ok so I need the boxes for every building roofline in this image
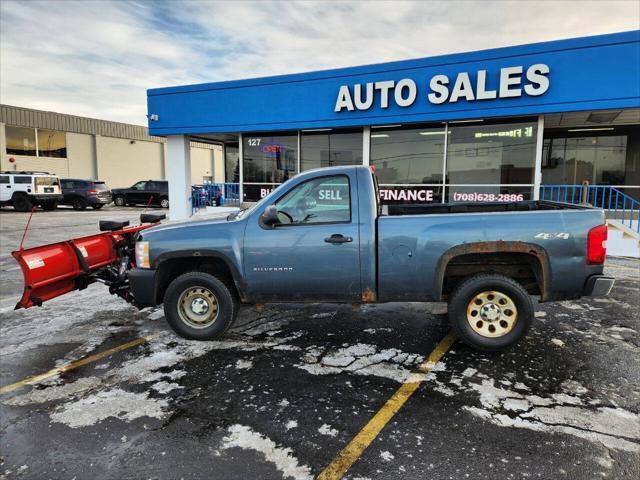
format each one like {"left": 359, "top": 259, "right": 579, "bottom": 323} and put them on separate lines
{"left": 148, "top": 30, "right": 639, "bottom": 97}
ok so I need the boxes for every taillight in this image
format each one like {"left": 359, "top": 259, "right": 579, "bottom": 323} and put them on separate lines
{"left": 587, "top": 224, "right": 607, "bottom": 265}
{"left": 87, "top": 189, "right": 98, "bottom": 194}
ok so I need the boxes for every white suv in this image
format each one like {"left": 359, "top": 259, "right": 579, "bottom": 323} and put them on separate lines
{"left": 0, "top": 171, "right": 63, "bottom": 211}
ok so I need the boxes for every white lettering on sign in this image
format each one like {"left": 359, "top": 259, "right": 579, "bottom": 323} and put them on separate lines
{"left": 260, "top": 188, "right": 273, "bottom": 198}
{"left": 379, "top": 189, "right": 434, "bottom": 202}
{"left": 335, "top": 64, "right": 550, "bottom": 112}
{"left": 318, "top": 190, "right": 343, "bottom": 200}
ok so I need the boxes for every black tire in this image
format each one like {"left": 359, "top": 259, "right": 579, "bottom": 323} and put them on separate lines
{"left": 163, "top": 272, "right": 238, "bottom": 340}
{"left": 41, "top": 200, "right": 58, "bottom": 211}
{"left": 72, "top": 197, "right": 87, "bottom": 211}
{"left": 13, "top": 195, "right": 32, "bottom": 212}
{"left": 448, "top": 274, "right": 533, "bottom": 352}
{"left": 159, "top": 197, "right": 169, "bottom": 209}
{"left": 114, "top": 195, "right": 126, "bottom": 207}
{"left": 91, "top": 204, "right": 104, "bottom": 210}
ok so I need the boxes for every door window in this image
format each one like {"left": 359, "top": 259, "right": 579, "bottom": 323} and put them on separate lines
{"left": 132, "top": 181, "right": 146, "bottom": 190}
{"left": 275, "top": 175, "right": 350, "bottom": 224}
{"left": 0, "top": 175, "right": 9, "bottom": 184}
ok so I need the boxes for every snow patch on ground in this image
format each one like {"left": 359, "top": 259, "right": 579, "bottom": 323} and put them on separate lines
{"left": 235, "top": 359, "right": 254, "bottom": 370}
{"left": 50, "top": 388, "right": 168, "bottom": 428}
{"left": 221, "top": 424, "right": 312, "bottom": 480}
{"left": 294, "top": 343, "right": 424, "bottom": 382}
{"left": 447, "top": 376, "right": 640, "bottom": 452}
{"left": 285, "top": 420, "right": 298, "bottom": 430}
{"left": 318, "top": 424, "right": 338, "bottom": 437}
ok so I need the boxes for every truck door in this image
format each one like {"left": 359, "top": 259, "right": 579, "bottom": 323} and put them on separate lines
{"left": 243, "top": 173, "right": 361, "bottom": 302}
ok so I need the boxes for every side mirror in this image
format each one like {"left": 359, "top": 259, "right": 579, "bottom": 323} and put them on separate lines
{"left": 261, "top": 205, "right": 280, "bottom": 226}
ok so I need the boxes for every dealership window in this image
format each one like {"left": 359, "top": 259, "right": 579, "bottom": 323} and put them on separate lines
{"left": 5, "top": 126, "right": 37, "bottom": 156}
{"left": 37, "top": 129, "right": 67, "bottom": 157}
{"left": 542, "top": 126, "right": 640, "bottom": 201}
{"left": 301, "top": 129, "right": 362, "bottom": 171}
{"left": 446, "top": 119, "right": 537, "bottom": 185}
{"left": 243, "top": 132, "right": 297, "bottom": 183}
{"left": 4, "top": 125, "right": 66, "bottom": 158}
{"left": 371, "top": 124, "right": 445, "bottom": 184}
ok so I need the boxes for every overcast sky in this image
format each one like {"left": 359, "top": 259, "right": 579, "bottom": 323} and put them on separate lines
{"left": 1, "top": 0, "right": 638, "bottom": 125}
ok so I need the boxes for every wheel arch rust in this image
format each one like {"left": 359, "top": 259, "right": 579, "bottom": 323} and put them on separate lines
{"left": 435, "top": 241, "right": 552, "bottom": 301}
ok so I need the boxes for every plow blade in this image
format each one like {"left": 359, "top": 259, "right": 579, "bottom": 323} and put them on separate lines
{"left": 12, "top": 224, "right": 150, "bottom": 309}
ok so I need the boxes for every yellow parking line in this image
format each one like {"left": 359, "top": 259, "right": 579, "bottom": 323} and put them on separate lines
{"left": 0, "top": 333, "right": 159, "bottom": 395}
{"left": 317, "top": 331, "right": 456, "bottom": 480}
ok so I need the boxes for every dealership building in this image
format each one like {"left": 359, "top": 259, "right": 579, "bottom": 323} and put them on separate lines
{"left": 0, "top": 104, "right": 224, "bottom": 190}
{"left": 145, "top": 30, "right": 639, "bottom": 220}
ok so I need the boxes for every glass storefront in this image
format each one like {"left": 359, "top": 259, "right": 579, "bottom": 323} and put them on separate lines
{"left": 369, "top": 118, "right": 538, "bottom": 203}
{"left": 301, "top": 129, "right": 362, "bottom": 171}
{"left": 371, "top": 124, "right": 445, "bottom": 184}
{"left": 228, "top": 113, "right": 638, "bottom": 204}
{"left": 243, "top": 132, "right": 297, "bottom": 183}
{"left": 542, "top": 126, "right": 640, "bottom": 199}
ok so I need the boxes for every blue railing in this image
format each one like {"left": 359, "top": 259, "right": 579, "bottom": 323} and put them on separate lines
{"left": 540, "top": 184, "right": 639, "bottom": 233}
{"left": 191, "top": 183, "right": 240, "bottom": 213}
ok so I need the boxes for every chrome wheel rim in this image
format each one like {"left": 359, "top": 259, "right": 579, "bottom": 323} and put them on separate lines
{"left": 161, "top": 199, "right": 169, "bottom": 208}
{"left": 177, "top": 287, "right": 219, "bottom": 329}
{"left": 466, "top": 290, "right": 517, "bottom": 338}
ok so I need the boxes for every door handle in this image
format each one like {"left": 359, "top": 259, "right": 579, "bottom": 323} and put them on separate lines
{"left": 324, "top": 234, "right": 353, "bottom": 244}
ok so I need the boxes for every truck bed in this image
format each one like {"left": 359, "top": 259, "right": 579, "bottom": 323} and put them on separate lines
{"left": 386, "top": 200, "right": 588, "bottom": 216}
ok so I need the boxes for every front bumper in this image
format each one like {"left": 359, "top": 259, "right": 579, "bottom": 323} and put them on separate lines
{"left": 87, "top": 195, "right": 112, "bottom": 205}
{"left": 584, "top": 275, "right": 615, "bottom": 297}
{"left": 128, "top": 268, "right": 158, "bottom": 307}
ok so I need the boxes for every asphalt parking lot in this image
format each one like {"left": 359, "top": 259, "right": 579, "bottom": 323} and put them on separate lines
{"left": 1, "top": 206, "right": 639, "bottom": 479}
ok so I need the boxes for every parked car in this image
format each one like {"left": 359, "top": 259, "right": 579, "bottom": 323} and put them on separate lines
{"left": 60, "top": 178, "right": 113, "bottom": 210}
{"left": 12, "top": 166, "right": 614, "bottom": 352}
{"left": 0, "top": 171, "right": 62, "bottom": 211}
{"left": 112, "top": 180, "right": 169, "bottom": 208}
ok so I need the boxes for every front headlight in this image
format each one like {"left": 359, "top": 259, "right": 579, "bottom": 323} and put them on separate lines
{"left": 135, "top": 241, "right": 150, "bottom": 268}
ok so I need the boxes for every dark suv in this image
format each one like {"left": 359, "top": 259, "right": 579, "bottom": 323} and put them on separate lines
{"left": 112, "top": 180, "right": 169, "bottom": 208}
{"left": 60, "top": 178, "right": 113, "bottom": 210}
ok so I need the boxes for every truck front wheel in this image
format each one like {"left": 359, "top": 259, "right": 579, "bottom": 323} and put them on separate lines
{"left": 163, "top": 272, "right": 238, "bottom": 340}
{"left": 448, "top": 274, "right": 533, "bottom": 352}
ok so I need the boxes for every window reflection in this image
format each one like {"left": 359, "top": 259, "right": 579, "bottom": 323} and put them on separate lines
{"left": 5, "top": 126, "right": 37, "bottom": 156}
{"left": 37, "top": 129, "right": 67, "bottom": 158}
{"left": 243, "top": 133, "right": 297, "bottom": 183}
{"left": 446, "top": 120, "right": 537, "bottom": 184}
{"left": 301, "top": 130, "right": 362, "bottom": 171}
{"left": 371, "top": 125, "right": 445, "bottom": 184}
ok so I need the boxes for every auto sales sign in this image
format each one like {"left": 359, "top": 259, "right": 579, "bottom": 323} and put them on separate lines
{"left": 334, "top": 64, "right": 550, "bottom": 112}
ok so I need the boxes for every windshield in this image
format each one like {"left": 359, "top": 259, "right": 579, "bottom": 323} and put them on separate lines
{"left": 35, "top": 176, "right": 60, "bottom": 186}
{"left": 233, "top": 181, "right": 292, "bottom": 220}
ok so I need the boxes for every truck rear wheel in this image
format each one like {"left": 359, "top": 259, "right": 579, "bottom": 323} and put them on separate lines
{"left": 448, "top": 274, "right": 533, "bottom": 352}
{"left": 13, "top": 194, "right": 32, "bottom": 212}
{"left": 163, "top": 272, "right": 238, "bottom": 340}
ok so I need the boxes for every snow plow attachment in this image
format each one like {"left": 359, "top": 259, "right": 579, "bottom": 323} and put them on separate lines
{"left": 12, "top": 213, "right": 165, "bottom": 309}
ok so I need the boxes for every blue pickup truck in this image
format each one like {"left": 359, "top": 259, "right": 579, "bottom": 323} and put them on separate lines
{"left": 119, "top": 165, "right": 612, "bottom": 351}
{"left": 12, "top": 165, "right": 614, "bottom": 351}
